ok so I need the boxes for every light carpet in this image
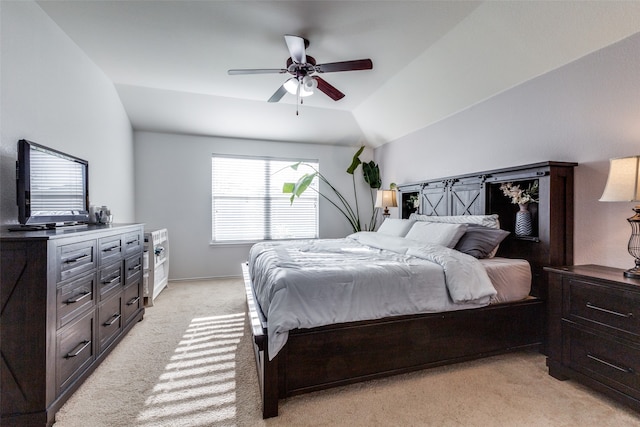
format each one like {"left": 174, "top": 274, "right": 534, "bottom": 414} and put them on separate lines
{"left": 53, "top": 278, "right": 640, "bottom": 427}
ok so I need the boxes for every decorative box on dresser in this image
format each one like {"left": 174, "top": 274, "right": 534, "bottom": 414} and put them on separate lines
{"left": 0, "top": 224, "right": 145, "bottom": 426}
{"left": 545, "top": 264, "right": 640, "bottom": 412}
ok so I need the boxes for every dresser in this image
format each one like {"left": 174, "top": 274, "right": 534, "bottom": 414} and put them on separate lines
{"left": 1, "top": 224, "right": 145, "bottom": 426}
{"left": 546, "top": 264, "right": 640, "bottom": 412}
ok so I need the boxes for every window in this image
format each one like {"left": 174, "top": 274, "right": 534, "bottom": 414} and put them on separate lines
{"left": 211, "top": 155, "right": 319, "bottom": 242}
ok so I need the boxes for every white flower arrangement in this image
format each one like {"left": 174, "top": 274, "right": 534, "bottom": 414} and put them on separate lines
{"left": 500, "top": 181, "right": 539, "bottom": 205}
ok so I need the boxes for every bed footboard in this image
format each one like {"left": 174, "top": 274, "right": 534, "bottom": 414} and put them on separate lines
{"left": 242, "top": 263, "right": 543, "bottom": 419}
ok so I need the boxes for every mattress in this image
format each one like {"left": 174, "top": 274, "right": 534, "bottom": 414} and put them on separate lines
{"left": 249, "top": 232, "right": 532, "bottom": 358}
{"left": 481, "top": 257, "right": 532, "bottom": 304}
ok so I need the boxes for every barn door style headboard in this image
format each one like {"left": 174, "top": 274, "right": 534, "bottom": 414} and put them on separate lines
{"left": 398, "top": 161, "right": 577, "bottom": 297}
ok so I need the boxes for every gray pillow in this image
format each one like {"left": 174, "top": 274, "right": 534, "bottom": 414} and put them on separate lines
{"left": 454, "top": 224, "right": 510, "bottom": 258}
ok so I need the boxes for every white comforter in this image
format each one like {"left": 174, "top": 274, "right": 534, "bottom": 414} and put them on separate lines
{"left": 248, "top": 232, "right": 497, "bottom": 359}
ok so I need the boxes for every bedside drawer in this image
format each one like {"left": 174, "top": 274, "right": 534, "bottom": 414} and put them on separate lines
{"left": 99, "top": 235, "right": 123, "bottom": 266}
{"left": 98, "top": 293, "right": 122, "bottom": 352}
{"left": 565, "top": 278, "right": 639, "bottom": 339}
{"left": 58, "top": 240, "right": 96, "bottom": 282}
{"left": 566, "top": 324, "right": 640, "bottom": 401}
{"left": 99, "top": 262, "right": 123, "bottom": 298}
{"left": 57, "top": 309, "right": 95, "bottom": 393}
{"left": 57, "top": 272, "right": 96, "bottom": 328}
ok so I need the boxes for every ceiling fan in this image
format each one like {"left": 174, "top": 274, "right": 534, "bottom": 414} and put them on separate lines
{"left": 228, "top": 34, "right": 373, "bottom": 105}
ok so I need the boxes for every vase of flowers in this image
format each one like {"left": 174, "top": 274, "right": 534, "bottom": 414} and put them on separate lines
{"left": 500, "top": 181, "right": 539, "bottom": 236}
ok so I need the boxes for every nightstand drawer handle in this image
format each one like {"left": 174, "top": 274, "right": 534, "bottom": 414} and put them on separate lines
{"left": 586, "top": 302, "right": 633, "bottom": 318}
{"left": 587, "top": 354, "right": 634, "bottom": 374}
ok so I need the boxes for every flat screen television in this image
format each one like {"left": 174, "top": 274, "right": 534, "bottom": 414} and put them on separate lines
{"left": 16, "top": 139, "right": 90, "bottom": 226}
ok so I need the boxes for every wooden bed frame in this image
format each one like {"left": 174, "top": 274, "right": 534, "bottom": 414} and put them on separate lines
{"left": 243, "top": 161, "right": 577, "bottom": 418}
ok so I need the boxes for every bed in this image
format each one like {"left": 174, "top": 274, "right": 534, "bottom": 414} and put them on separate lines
{"left": 243, "top": 161, "right": 577, "bottom": 418}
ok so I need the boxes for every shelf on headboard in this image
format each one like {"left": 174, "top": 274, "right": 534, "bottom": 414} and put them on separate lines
{"left": 398, "top": 161, "right": 577, "bottom": 297}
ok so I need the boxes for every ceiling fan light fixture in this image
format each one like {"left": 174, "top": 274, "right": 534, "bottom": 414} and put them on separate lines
{"left": 284, "top": 78, "right": 313, "bottom": 97}
{"left": 302, "top": 76, "right": 318, "bottom": 92}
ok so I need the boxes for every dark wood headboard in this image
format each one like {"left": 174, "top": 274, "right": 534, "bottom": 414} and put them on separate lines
{"left": 397, "top": 161, "right": 578, "bottom": 297}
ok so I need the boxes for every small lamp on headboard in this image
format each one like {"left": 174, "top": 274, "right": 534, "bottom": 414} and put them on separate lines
{"left": 599, "top": 155, "right": 640, "bottom": 279}
{"left": 375, "top": 190, "right": 397, "bottom": 218}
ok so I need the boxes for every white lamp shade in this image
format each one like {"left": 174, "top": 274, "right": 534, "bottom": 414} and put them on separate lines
{"left": 375, "top": 190, "right": 397, "bottom": 208}
{"left": 599, "top": 155, "right": 640, "bottom": 202}
{"left": 283, "top": 78, "right": 314, "bottom": 97}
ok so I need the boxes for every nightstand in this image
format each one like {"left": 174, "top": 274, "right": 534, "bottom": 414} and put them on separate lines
{"left": 545, "top": 264, "right": 640, "bottom": 412}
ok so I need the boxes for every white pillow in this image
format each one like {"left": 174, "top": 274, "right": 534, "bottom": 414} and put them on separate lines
{"left": 409, "top": 213, "right": 500, "bottom": 229}
{"left": 408, "top": 213, "right": 502, "bottom": 257}
{"left": 404, "top": 222, "right": 467, "bottom": 248}
{"left": 377, "top": 218, "right": 416, "bottom": 237}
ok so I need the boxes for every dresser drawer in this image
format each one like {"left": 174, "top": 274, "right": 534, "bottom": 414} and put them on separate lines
{"left": 566, "top": 324, "right": 640, "bottom": 401}
{"left": 123, "top": 277, "right": 142, "bottom": 324}
{"left": 58, "top": 240, "right": 96, "bottom": 282}
{"left": 98, "top": 293, "right": 122, "bottom": 352}
{"left": 99, "top": 235, "right": 123, "bottom": 266}
{"left": 125, "top": 253, "right": 143, "bottom": 283}
{"left": 57, "top": 309, "right": 95, "bottom": 393}
{"left": 57, "top": 272, "right": 96, "bottom": 328}
{"left": 565, "top": 278, "right": 640, "bottom": 338}
{"left": 124, "top": 230, "right": 143, "bottom": 257}
{"left": 99, "top": 262, "right": 123, "bottom": 299}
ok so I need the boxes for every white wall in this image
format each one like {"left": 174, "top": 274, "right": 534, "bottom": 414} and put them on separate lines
{"left": 134, "top": 131, "right": 375, "bottom": 279}
{"left": 0, "top": 1, "right": 134, "bottom": 225}
{"left": 376, "top": 32, "right": 640, "bottom": 271}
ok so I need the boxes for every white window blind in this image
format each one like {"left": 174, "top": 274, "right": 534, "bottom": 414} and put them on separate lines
{"left": 211, "top": 155, "right": 319, "bottom": 242}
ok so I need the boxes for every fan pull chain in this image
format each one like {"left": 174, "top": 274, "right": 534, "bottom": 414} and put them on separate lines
{"left": 296, "top": 81, "right": 300, "bottom": 116}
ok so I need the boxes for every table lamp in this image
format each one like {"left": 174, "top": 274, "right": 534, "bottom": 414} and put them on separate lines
{"left": 599, "top": 155, "right": 640, "bottom": 279}
{"left": 375, "top": 190, "right": 397, "bottom": 217}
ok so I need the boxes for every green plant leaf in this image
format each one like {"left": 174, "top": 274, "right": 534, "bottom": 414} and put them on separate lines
{"left": 346, "top": 146, "right": 364, "bottom": 175}
{"left": 362, "top": 161, "right": 381, "bottom": 189}
{"left": 290, "top": 162, "right": 302, "bottom": 171}
{"left": 294, "top": 173, "right": 317, "bottom": 197}
{"left": 282, "top": 182, "right": 295, "bottom": 193}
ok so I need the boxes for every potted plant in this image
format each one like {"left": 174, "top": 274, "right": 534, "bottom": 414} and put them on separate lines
{"left": 500, "top": 181, "right": 539, "bottom": 236}
{"left": 283, "top": 146, "right": 382, "bottom": 232}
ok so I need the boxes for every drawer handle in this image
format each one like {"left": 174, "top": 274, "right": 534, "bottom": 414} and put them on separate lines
{"left": 126, "top": 239, "right": 139, "bottom": 245}
{"left": 129, "top": 264, "right": 141, "bottom": 272}
{"left": 586, "top": 302, "right": 633, "bottom": 318}
{"left": 127, "top": 296, "right": 140, "bottom": 306}
{"left": 65, "top": 291, "right": 91, "bottom": 304}
{"left": 65, "top": 340, "right": 91, "bottom": 358}
{"left": 104, "top": 313, "right": 121, "bottom": 326}
{"left": 102, "top": 275, "right": 121, "bottom": 285}
{"left": 102, "top": 245, "right": 120, "bottom": 253}
{"left": 587, "top": 354, "right": 634, "bottom": 374}
{"left": 64, "top": 254, "right": 90, "bottom": 264}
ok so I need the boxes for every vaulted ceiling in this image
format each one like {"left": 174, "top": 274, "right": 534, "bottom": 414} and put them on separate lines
{"left": 37, "top": 1, "right": 640, "bottom": 147}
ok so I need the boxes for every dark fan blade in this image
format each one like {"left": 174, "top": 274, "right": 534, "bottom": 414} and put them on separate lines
{"left": 228, "top": 68, "right": 286, "bottom": 75}
{"left": 316, "top": 59, "right": 373, "bottom": 73}
{"left": 315, "top": 77, "right": 345, "bottom": 101}
{"left": 268, "top": 85, "right": 288, "bottom": 103}
{"left": 284, "top": 34, "right": 307, "bottom": 64}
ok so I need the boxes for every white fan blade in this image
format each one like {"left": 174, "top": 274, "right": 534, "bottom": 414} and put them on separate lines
{"left": 284, "top": 34, "right": 306, "bottom": 64}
